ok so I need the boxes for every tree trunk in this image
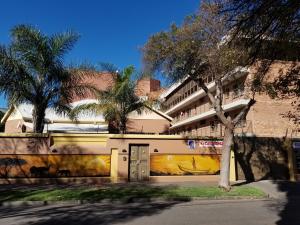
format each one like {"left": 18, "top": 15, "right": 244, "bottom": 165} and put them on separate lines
{"left": 32, "top": 106, "right": 46, "bottom": 133}
{"left": 119, "top": 117, "right": 127, "bottom": 134}
{"left": 219, "top": 125, "right": 234, "bottom": 190}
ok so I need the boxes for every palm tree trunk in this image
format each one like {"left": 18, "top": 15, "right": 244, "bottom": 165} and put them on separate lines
{"left": 120, "top": 119, "right": 127, "bottom": 134}
{"left": 32, "top": 106, "right": 46, "bottom": 133}
{"left": 218, "top": 125, "right": 234, "bottom": 191}
{"left": 119, "top": 114, "right": 128, "bottom": 134}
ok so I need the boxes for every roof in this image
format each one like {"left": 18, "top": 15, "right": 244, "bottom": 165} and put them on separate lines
{"left": 159, "top": 76, "right": 189, "bottom": 100}
{"left": 23, "top": 122, "right": 108, "bottom": 133}
{"left": 1, "top": 99, "right": 172, "bottom": 133}
{"left": 1, "top": 99, "right": 105, "bottom": 124}
{"left": 144, "top": 105, "right": 173, "bottom": 121}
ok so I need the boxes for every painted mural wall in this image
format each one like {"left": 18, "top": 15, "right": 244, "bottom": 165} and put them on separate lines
{"left": 0, "top": 155, "right": 111, "bottom": 178}
{"left": 150, "top": 154, "right": 220, "bottom": 176}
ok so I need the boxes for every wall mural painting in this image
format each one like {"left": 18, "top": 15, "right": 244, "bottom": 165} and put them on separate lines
{"left": 150, "top": 154, "right": 220, "bottom": 176}
{"left": 0, "top": 155, "right": 111, "bottom": 178}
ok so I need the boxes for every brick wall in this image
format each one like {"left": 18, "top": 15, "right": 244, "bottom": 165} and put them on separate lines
{"left": 234, "top": 136, "right": 290, "bottom": 181}
{"left": 71, "top": 72, "right": 115, "bottom": 102}
{"left": 135, "top": 78, "right": 161, "bottom": 97}
{"left": 126, "top": 119, "right": 170, "bottom": 134}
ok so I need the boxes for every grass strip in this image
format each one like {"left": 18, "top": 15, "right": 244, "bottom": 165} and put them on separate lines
{"left": 0, "top": 186, "right": 266, "bottom": 201}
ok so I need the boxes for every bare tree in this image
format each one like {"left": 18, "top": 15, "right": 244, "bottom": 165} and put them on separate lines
{"left": 142, "top": 2, "right": 255, "bottom": 190}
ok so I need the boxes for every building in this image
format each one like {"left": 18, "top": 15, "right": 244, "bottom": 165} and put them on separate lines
{"left": 1, "top": 100, "right": 171, "bottom": 134}
{"left": 160, "top": 61, "right": 299, "bottom": 138}
{"left": 135, "top": 77, "right": 165, "bottom": 101}
{"left": 1, "top": 99, "right": 108, "bottom": 133}
{"left": 1, "top": 73, "right": 171, "bottom": 134}
{"left": 135, "top": 77, "right": 161, "bottom": 97}
{"left": 0, "top": 65, "right": 298, "bottom": 183}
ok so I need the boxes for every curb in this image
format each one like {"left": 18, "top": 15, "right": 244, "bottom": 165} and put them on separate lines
{"left": 0, "top": 196, "right": 270, "bottom": 207}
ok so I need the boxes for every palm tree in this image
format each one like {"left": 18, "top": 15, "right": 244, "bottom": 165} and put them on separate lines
{"left": 0, "top": 25, "right": 91, "bottom": 133}
{"left": 71, "top": 65, "right": 144, "bottom": 134}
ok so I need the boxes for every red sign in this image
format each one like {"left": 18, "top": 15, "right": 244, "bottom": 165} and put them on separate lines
{"left": 199, "top": 140, "right": 223, "bottom": 148}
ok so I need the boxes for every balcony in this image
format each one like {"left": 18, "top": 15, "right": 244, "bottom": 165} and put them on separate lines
{"left": 170, "top": 99, "right": 251, "bottom": 129}
{"left": 163, "top": 66, "right": 249, "bottom": 115}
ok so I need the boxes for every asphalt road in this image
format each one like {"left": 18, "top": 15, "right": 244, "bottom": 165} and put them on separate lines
{"left": 0, "top": 198, "right": 297, "bottom": 225}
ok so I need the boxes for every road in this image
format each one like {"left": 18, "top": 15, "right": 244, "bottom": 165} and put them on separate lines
{"left": 0, "top": 198, "right": 296, "bottom": 225}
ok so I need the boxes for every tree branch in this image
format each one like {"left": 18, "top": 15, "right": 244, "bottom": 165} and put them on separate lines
{"left": 195, "top": 77, "right": 232, "bottom": 128}
{"left": 232, "top": 98, "right": 256, "bottom": 125}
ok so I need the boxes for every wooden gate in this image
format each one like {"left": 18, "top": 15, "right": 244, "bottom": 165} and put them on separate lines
{"left": 129, "top": 145, "right": 149, "bottom": 181}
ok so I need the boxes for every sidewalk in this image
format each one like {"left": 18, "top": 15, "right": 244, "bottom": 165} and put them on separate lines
{"left": 247, "top": 180, "right": 300, "bottom": 199}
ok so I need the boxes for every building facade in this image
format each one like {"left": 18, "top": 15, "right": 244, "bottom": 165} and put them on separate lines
{"left": 160, "top": 61, "right": 299, "bottom": 138}
{"left": 1, "top": 73, "right": 171, "bottom": 134}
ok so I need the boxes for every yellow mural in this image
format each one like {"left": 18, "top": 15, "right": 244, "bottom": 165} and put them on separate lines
{"left": 150, "top": 154, "right": 220, "bottom": 176}
{"left": 0, "top": 155, "right": 110, "bottom": 178}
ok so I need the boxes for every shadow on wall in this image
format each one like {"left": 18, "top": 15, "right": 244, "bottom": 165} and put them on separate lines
{"left": 125, "top": 119, "right": 170, "bottom": 134}
{"left": 49, "top": 145, "right": 111, "bottom": 177}
{"left": 0, "top": 137, "right": 49, "bottom": 183}
{"left": 0, "top": 137, "right": 111, "bottom": 183}
{"left": 233, "top": 135, "right": 290, "bottom": 182}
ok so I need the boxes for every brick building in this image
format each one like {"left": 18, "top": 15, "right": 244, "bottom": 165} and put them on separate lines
{"left": 135, "top": 77, "right": 165, "bottom": 101}
{"left": 160, "top": 61, "right": 299, "bottom": 138}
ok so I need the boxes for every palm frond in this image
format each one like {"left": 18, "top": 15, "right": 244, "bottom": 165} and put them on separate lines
{"left": 49, "top": 31, "right": 80, "bottom": 59}
{"left": 0, "top": 24, "right": 83, "bottom": 132}
{"left": 98, "top": 62, "right": 118, "bottom": 74}
{"left": 69, "top": 103, "right": 105, "bottom": 121}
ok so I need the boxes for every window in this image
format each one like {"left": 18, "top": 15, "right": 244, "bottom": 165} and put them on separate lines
{"left": 187, "top": 108, "right": 191, "bottom": 117}
{"left": 239, "top": 84, "right": 245, "bottom": 95}
{"left": 233, "top": 83, "right": 245, "bottom": 98}
{"left": 191, "top": 86, "right": 197, "bottom": 94}
{"left": 207, "top": 75, "right": 213, "bottom": 83}
{"left": 200, "top": 120, "right": 206, "bottom": 125}
{"left": 233, "top": 84, "right": 239, "bottom": 98}
{"left": 224, "top": 88, "right": 230, "bottom": 98}
{"left": 187, "top": 127, "right": 192, "bottom": 135}
{"left": 210, "top": 121, "right": 218, "bottom": 132}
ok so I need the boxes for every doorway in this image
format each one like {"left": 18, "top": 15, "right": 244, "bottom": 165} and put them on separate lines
{"left": 129, "top": 145, "right": 149, "bottom": 181}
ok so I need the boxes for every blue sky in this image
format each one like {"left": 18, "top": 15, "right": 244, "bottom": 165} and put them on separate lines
{"left": 0, "top": 0, "right": 200, "bottom": 108}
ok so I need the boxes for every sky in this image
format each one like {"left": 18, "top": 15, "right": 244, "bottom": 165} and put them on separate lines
{"left": 0, "top": 0, "right": 200, "bottom": 108}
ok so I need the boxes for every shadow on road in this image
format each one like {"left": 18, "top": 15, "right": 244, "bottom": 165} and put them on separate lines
{"left": 0, "top": 200, "right": 186, "bottom": 225}
{"left": 272, "top": 181, "right": 300, "bottom": 225}
{"left": 0, "top": 183, "right": 191, "bottom": 225}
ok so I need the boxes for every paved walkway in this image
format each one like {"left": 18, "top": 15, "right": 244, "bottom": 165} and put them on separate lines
{"left": 247, "top": 180, "right": 300, "bottom": 199}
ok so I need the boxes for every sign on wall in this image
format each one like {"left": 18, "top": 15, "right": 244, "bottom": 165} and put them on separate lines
{"left": 187, "top": 140, "right": 196, "bottom": 149}
{"left": 293, "top": 142, "right": 300, "bottom": 173}
{"left": 198, "top": 140, "right": 223, "bottom": 148}
{"left": 293, "top": 142, "right": 300, "bottom": 149}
